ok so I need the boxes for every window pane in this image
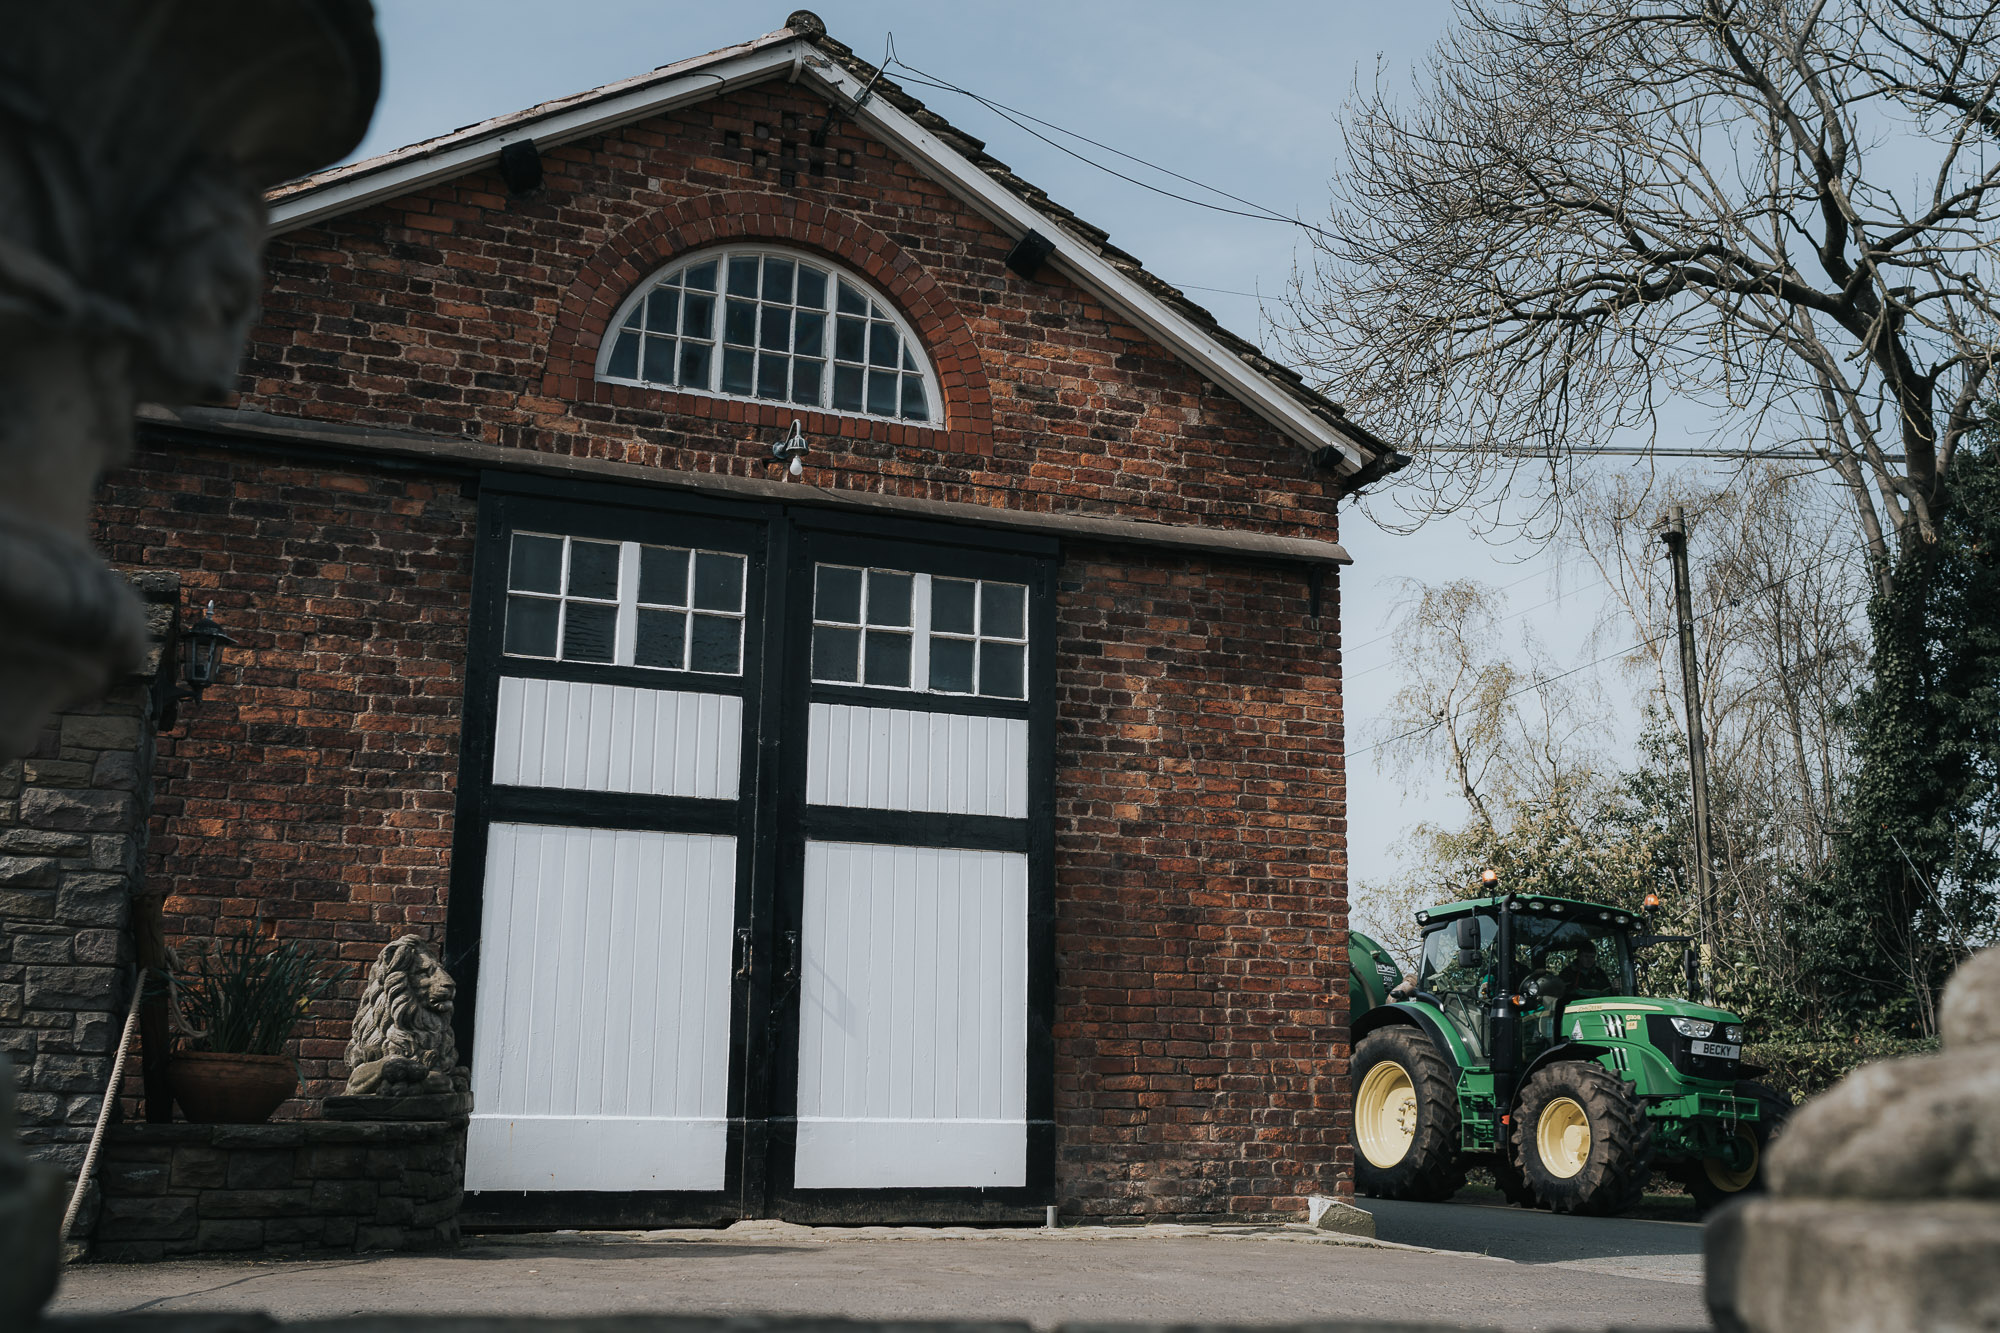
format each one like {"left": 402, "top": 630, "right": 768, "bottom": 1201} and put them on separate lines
{"left": 864, "top": 630, "right": 911, "bottom": 688}
{"left": 566, "top": 540, "right": 620, "bottom": 599}
{"left": 932, "top": 578, "right": 975, "bottom": 634}
{"left": 756, "top": 353, "right": 788, "bottom": 400}
{"left": 797, "top": 266, "right": 827, "bottom": 309}
{"left": 724, "top": 299, "right": 756, "bottom": 346}
{"left": 728, "top": 256, "right": 758, "bottom": 296}
{"left": 622, "top": 304, "right": 644, "bottom": 330}
{"left": 503, "top": 595, "right": 559, "bottom": 657}
{"left": 509, "top": 534, "right": 563, "bottom": 593}
{"left": 721, "top": 347, "right": 754, "bottom": 395}
{"left": 684, "top": 261, "right": 717, "bottom": 291}
{"left": 793, "top": 358, "right": 823, "bottom": 405}
{"left": 605, "top": 330, "right": 639, "bottom": 379}
{"left": 902, "top": 346, "right": 919, "bottom": 371}
{"left": 866, "top": 570, "right": 912, "bottom": 626}
{"left": 834, "top": 315, "right": 865, "bottom": 363}
{"left": 682, "top": 293, "right": 714, "bottom": 337}
{"left": 693, "top": 551, "right": 745, "bottom": 611}
{"left": 812, "top": 624, "right": 860, "bottom": 682}
{"left": 635, "top": 608, "right": 686, "bottom": 669}
{"left": 901, "top": 375, "right": 929, "bottom": 421}
{"left": 642, "top": 334, "right": 676, "bottom": 383}
{"left": 762, "top": 257, "right": 794, "bottom": 302}
{"left": 836, "top": 280, "right": 868, "bottom": 315}
{"left": 981, "top": 582, "right": 1026, "bottom": 638}
{"left": 815, "top": 565, "right": 862, "bottom": 622}
{"left": 929, "top": 637, "right": 974, "bottom": 693}
{"left": 689, "top": 614, "right": 742, "bottom": 674}
{"left": 562, "top": 602, "right": 617, "bottom": 663}
{"left": 679, "top": 341, "right": 711, "bottom": 388}
{"left": 868, "top": 322, "right": 898, "bottom": 367}
{"left": 645, "top": 287, "right": 678, "bottom": 332}
{"left": 866, "top": 369, "right": 897, "bottom": 416}
{"left": 980, "top": 641, "right": 1025, "bottom": 698}
{"left": 759, "top": 305, "right": 791, "bottom": 352}
{"left": 639, "top": 546, "right": 688, "bottom": 605}
{"left": 795, "top": 310, "right": 824, "bottom": 357}
{"left": 832, "top": 363, "right": 864, "bottom": 411}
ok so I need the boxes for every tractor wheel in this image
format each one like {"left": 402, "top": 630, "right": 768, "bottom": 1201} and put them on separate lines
{"left": 1511, "top": 1060, "right": 1654, "bottom": 1216}
{"left": 1352, "top": 1027, "right": 1466, "bottom": 1202}
{"left": 1685, "top": 1080, "right": 1792, "bottom": 1212}
{"left": 1488, "top": 1149, "right": 1540, "bottom": 1209}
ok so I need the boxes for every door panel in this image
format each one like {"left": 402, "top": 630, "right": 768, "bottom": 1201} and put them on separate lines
{"left": 467, "top": 823, "right": 737, "bottom": 1192}
{"left": 492, "top": 677, "right": 744, "bottom": 799}
{"left": 804, "top": 702, "right": 1028, "bottom": 817}
{"left": 794, "top": 840, "right": 1028, "bottom": 1189}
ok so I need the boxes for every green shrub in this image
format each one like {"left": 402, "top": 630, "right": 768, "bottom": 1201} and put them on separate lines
{"left": 175, "top": 925, "right": 348, "bottom": 1056}
{"left": 1744, "top": 1034, "right": 1940, "bottom": 1104}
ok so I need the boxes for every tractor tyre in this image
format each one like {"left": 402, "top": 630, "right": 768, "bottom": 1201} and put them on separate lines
{"left": 1352, "top": 1027, "right": 1466, "bottom": 1202}
{"left": 1511, "top": 1060, "right": 1654, "bottom": 1217}
{"left": 1685, "top": 1079, "right": 1792, "bottom": 1212}
{"left": 1488, "top": 1148, "right": 1540, "bottom": 1209}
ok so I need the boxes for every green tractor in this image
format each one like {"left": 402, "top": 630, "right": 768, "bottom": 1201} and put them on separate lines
{"left": 1346, "top": 877, "right": 1789, "bottom": 1216}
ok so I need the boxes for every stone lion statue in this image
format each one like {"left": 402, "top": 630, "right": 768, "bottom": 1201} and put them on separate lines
{"left": 342, "top": 935, "right": 464, "bottom": 1096}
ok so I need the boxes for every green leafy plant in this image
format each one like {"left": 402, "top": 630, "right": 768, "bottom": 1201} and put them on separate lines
{"left": 175, "top": 925, "right": 348, "bottom": 1056}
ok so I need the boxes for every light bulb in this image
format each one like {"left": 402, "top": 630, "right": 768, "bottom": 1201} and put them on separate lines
{"left": 788, "top": 456, "right": 803, "bottom": 477}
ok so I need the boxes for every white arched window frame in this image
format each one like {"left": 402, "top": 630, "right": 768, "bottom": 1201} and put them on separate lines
{"left": 596, "top": 244, "right": 942, "bottom": 426}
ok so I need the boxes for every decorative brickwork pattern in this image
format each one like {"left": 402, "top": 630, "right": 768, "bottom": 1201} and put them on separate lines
{"left": 238, "top": 81, "right": 1337, "bottom": 539}
{"left": 90, "top": 1118, "right": 464, "bottom": 1260}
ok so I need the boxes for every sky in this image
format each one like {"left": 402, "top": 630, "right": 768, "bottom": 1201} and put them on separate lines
{"left": 346, "top": 0, "right": 1681, "bottom": 909}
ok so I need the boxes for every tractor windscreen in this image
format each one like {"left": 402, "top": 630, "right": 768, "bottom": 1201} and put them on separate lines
{"left": 1509, "top": 914, "right": 1634, "bottom": 999}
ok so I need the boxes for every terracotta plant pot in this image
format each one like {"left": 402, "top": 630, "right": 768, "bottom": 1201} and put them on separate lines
{"left": 167, "top": 1051, "right": 299, "bottom": 1124}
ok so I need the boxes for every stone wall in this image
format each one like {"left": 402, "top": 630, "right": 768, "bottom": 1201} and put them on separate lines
{"left": 0, "top": 572, "right": 177, "bottom": 1194}
{"left": 90, "top": 1118, "right": 465, "bottom": 1261}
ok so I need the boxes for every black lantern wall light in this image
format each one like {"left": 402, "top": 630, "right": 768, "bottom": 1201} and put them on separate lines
{"left": 155, "top": 599, "right": 237, "bottom": 731}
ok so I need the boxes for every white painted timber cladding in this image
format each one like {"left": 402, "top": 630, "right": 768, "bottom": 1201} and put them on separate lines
{"left": 805, "top": 702, "right": 1027, "bottom": 818}
{"left": 794, "top": 840, "right": 1028, "bottom": 1188}
{"left": 466, "top": 823, "right": 736, "bottom": 1192}
{"left": 492, "top": 676, "right": 742, "bottom": 799}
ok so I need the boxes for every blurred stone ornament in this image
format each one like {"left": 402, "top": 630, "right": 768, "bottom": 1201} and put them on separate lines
{"left": 0, "top": 1, "right": 381, "bottom": 759}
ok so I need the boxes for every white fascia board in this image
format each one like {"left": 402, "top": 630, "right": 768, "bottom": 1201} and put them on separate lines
{"left": 796, "top": 59, "right": 1368, "bottom": 473}
{"left": 268, "top": 43, "right": 804, "bottom": 235}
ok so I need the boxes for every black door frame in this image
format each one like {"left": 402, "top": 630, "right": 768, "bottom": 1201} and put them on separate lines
{"left": 448, "top": 474, "right": 1057, "bottom": 1229}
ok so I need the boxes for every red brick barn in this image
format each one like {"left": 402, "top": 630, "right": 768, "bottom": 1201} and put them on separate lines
{"left": 97, "top": 11, "right": 1402, "bottom": 1226}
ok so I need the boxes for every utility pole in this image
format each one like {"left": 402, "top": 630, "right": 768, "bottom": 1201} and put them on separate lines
{"left": 1657, "top": 506, "right": 1716, "bottom": 1004}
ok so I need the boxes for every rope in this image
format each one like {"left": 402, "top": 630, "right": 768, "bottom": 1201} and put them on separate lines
{"left": 59, "top": 980, "right": 144, "bottom": 1247}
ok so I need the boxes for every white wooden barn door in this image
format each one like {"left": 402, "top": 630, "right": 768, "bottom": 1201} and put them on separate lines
{"left": 450, "top": 494, "right": 1053, "bottom": 1224}
{"left": 770, "top": 533, "right": 1052, "bottom": 1215}
{"left": 454, "top": 498, "right": 766, "bottom": 1218}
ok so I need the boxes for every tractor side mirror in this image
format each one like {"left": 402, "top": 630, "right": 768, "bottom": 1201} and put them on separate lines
{"left": 1455, "top": 917, "right": 1481, "bottom": 969}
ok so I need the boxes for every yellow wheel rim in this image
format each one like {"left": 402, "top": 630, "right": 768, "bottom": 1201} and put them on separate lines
{"left": 1537, "top": 1096, "right": 1592, "bottom": 1179}
{"left": 1356, "top": 1060, "right": 1418, "bottom": 1169}
{"left": 1703, "top": 1127, "right": 1760, "bottom": 1193}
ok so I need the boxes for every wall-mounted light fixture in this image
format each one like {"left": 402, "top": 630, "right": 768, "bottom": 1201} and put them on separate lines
{"left": 155, "top": 599, "right": 237, "bottom": 731}
{"left": 770, "top": 419, "right": 808, "bottom": 478}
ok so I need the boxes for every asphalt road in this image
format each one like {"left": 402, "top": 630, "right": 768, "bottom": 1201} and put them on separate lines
{"left": 1360, "top": 1198, "right": 1706, "bottom": 1287}
{"left": 52, "top": 1216, "right": 1709, "bottom": 1333}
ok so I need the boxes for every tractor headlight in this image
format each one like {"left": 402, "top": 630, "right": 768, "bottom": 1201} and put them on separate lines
{"left": 1670, "top": 1017, "right": 1716, "bottom": 1039}
{"left": 1723, "top": 1024, "right": 1743, "bottom": 1043}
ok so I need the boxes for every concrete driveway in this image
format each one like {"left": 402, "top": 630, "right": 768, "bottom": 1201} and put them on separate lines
{"left": 1367, "top": 1199, "right": 1706, "bottom": 1287}
{"left": 51, "top": 1217, "right": 1708, "bottom": 1333}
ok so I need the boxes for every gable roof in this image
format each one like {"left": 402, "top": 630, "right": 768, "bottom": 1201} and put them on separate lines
{"left": 267, "top": 11, "right": 1402, "bottom": 482}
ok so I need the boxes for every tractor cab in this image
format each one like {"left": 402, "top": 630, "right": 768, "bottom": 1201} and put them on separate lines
{"left": 1346, "top": 875, "right": 1791, "bottom": 1217}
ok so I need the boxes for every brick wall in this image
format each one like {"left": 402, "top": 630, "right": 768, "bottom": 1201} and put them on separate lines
{"left": 88, "top": 73, "right": 1354, "bottom": 1218}
{"left": 92, "top": 453, "right": 476, "bottom": 1101}
{"left": 0, "top": 573, "right": 175, "bottom": 1194}
{"left": 1054, "top": 550, "right": 1348, "bottom": 1219}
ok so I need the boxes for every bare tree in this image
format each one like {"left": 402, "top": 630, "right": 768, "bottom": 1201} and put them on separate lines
{"left": 1288, "top": 0, "right": 2000, "bottom": 593}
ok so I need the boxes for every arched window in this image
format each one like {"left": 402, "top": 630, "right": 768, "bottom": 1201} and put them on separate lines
{"left": 598, "top": 245, "right": 939, "bottom": 424}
